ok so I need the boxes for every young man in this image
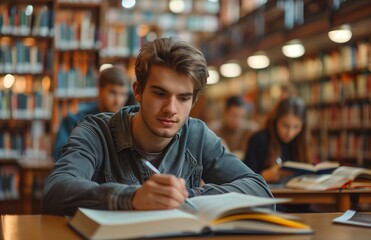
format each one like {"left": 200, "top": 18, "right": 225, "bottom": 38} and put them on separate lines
{"left": 210, "top": 96, "right": 259, "bottom": 159}
{"left": 42, "top": 38, "right": 273, "bottom": 216}
{"left": 52, "top": 66, "right": 131, "bottom": 160}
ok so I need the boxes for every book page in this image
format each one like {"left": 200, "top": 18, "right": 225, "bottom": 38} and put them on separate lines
{"left": 70, "top": 208, "right": 204, "bottom": 240}
{"left": 332, "top": 166, "right": 371, "bottom": 180}
{"left": 187, "top": 192, "right": 286, "bottom": 224}
{"left": 77, "top": 208, "right": 197, "bottom": 225}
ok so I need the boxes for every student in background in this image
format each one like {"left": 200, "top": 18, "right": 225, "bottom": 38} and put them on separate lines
{"left": 42, "top": 38, "right": 273, "bottom": 216}
{"left": 210, "top": 95, "right": 258, "bottom": 159}
{"left": 243, "top": 96, "right": 312, "bottom": 183}
{"left": 52, "top": 66, "right": 132, "bottom": 161}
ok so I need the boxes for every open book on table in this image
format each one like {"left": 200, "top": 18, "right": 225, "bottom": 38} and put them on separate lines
{"left": 286, "top": 166, "right": 371, "bottom": 190}
{"left": 333, "top": 210, "right": 371, "bottom": 228}
{"left": 280, "top": 161, "right": 339, "bottom": 174}
{"left": 68, "top": 192, "right": 313, "bottom": 240}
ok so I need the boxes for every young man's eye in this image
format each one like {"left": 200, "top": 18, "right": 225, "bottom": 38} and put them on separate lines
{"left": 153, "top": 91, "right": 165, "bottom": 96}
{"left": 179, "top": 96, "right": 191, "bottom": 102}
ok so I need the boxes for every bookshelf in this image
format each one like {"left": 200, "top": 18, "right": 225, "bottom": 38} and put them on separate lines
{"left": 290, "top": 41, "right": 371, "bottom": 166}
{"left": 201, "top": 0, "right": 371, "bottom": 167}
{"left": 51, "top": 0, "right": 101, "bottom": 136}
{"left": 0, "top": 0, "right": 54, "bottom": 213}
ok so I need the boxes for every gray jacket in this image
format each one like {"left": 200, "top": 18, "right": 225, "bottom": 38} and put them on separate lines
{"left": 42, "top": 106, "right": 273, "bottom": 215}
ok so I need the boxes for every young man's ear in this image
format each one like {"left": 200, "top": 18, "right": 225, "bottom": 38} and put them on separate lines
{"left": 132, "top": 81, "right": 142, "bottom": 102}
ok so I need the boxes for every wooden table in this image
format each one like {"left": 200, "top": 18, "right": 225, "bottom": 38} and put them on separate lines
{"left": 1, "top": 213, "right": 370, "bottom": 240}
{"left": 272, "top": 188, "right": 371, "bottom": 211}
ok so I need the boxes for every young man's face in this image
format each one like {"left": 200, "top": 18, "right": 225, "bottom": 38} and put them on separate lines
{"left": 134, "top": 65, "right": 194, "bottom": 139}
{"left": 223, "top": 105, "right": 246, "bottom": 131}
{"left": 98, "top": 83, "right": 129, "bottom": 112}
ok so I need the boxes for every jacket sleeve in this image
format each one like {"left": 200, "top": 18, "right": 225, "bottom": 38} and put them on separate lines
{"left": 188, "top": 128, "right": 274, "bottom": 203}
{"left": 42, "top": 121, "right": 139, "bottom": 216}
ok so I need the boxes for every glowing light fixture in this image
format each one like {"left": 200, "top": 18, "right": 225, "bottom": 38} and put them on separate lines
{"left": 25, "top": 5, "right": 33, "bottom": 16}
{"left": 207, "top": 67, "right": 220, "bottom": 84}
{"left": 282, "top": 40, "right": 305, "bottom": 58}
{"left": 247, "top": 52, "right": 270, "bottom": 69}
{"left": 3, "top": 74, "right": 15, "bottom": 89}
{"left": 121, "top": 0, "right": 136, "bottom": 9}
{"left": 220, "top": 61, "right": 241, "bottom": 78}
{"left": 328, "top": 24, "right": 352, "bottom": 43}
{"left": 99, "top": 63, "right": 113, "bottom": 72}
{"left": 169, "top": 0, "right": 185, "bottom": 14}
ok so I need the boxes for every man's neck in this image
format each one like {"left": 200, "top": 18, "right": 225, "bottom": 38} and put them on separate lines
{"left": 131, "top": 114, "right": 172, "bottom": 153}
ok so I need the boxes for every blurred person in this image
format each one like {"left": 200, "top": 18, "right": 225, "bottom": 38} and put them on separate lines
{"left": 243, "top": 96, "right": 312, "bottom": 183}
{"left": 53, "top": 66, "right": 131, "bottom": 161}
{"left": 211, "top": 95, "right": 258, "bottom": 159}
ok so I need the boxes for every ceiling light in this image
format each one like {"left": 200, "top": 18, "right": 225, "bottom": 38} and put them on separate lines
{"left": 247, "top": 52, "right": 270, "bottom": 69}
{"left": 207, "top": 67, "right": 219, "bottom": 84}
{"left": 282, "top": 40, "right": 305, "bottom": 58}
{"left": 169, "top": 0, "right": 185, "bottom": 14}
{"left": 328, "top": 24, "right": 352, "bottom": 43}
{"left": 121, "top": 0, "right": 136, "bottom": 9}
{"left": 219, "top": 61, "right": 241, "bottom": 78}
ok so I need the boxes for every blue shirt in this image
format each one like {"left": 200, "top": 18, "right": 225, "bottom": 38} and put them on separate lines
{"left": 52, "top": 102, "right": 99, "bottom": 161}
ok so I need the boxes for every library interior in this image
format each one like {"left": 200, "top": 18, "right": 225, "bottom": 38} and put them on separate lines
{"left": 0, "top": 0, "right": 371, "bottom": 239}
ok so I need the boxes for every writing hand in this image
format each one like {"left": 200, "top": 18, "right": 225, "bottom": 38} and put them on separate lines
{"left": 132, "top": 174, "right": 189, "bottom": 210}
{"left": 261, "top": 164, "right": 281, "bottom": 183}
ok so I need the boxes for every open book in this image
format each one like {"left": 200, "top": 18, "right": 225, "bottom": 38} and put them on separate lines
{"left": 286, "top": 166, "right": 371, "bottom": 190}
{"left": 281, "top": 161, "right": 339, "bottom": 174}
{"left": 333, "top": 210, "right": 371, "bottom": 228}
{"left": 68, "top": 192, "right": 312, "bottom": 240}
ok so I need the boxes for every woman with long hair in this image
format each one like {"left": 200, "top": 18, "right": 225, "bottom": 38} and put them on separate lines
{"left": 243, "top": 96, "right": 312, "bottom": 183}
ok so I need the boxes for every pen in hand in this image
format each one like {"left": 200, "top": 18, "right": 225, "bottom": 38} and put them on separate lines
{"left": 143, "top": 160, "right": 198, "bottom": 211}
{"left": 276, "top": 157, "right": 282, "bottom": 166}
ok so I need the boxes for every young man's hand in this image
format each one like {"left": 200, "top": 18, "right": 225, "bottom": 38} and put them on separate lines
{"left": 131, "top": 174, "right": 188, "bottom": 210}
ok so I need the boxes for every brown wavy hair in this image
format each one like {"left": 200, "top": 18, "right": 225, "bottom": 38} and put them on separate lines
{"left": 134, "top": 38, "right": 209, "bottom": 103}
{"left": 265, "top": 96, "right": 312, "bottom": 167}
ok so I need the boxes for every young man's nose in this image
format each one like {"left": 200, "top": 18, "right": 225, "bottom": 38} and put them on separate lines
{"left": 163, "top": 97, "right": 177, "bottom": 114}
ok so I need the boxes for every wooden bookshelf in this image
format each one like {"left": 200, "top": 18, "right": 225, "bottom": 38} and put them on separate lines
{"left": 201, "top": 0, "right": 371, "bottom": 167}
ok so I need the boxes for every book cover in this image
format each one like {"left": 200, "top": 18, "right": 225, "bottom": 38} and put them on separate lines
{"left": 280, "top": 161, "right": 339, "bottom": 175}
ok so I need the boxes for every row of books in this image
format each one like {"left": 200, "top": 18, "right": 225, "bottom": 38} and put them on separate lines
{"left": 54, "top": 10, "right": 100, "bottom": 50}
{"left": 0, "top": 90, "right": 53, "bottom": 120}
{"left": 0, "top": 165, "right": 19, "bottom": 201}
{"left": 100, "top": 25, "right": 152, "bottom": 58}
{"left": 0, "top": 5, "right": 53, "bottom": 37}
{"left": 289, "top": 41, "right": 370, "bottom": 82}
{"left": 296, "top": 72, "right": 371, "bottom": 104}
{"left": 0, "top": 122, "right": 50, "bottom": 160}
{"left": 0, "top": 40, "right": 52, "bottom": 74}
{"left": 56, "top": 64, "right": 97, "bottom": 98}
{"left": 308, "top": 103, "right": 371, "bottom": 130}
{"left": 58, "top": 0, "right": 101, "bottom": 3}
{"left": 106, "top": 0, "right": 218, "bottom": 15}
{"left": 106, "top": 8, "right": 219, "bottom": 32}
{"left": 313, "top": 132, "right": 371, "bottom": 166}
